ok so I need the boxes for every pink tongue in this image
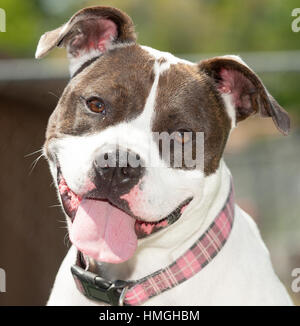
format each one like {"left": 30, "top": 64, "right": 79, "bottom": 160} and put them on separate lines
{"left": 70, "top": 199, "right": 138, "bottom": 264}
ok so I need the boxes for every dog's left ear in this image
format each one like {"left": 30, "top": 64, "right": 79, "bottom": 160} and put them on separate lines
{"left": 199, "top": 56, "right": 290, "bottom": 135}
{"left": 35, "top": 6, "right": 136, "bottom": 75}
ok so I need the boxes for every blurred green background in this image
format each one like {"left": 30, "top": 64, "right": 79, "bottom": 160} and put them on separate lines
{"left": 1, "top": 0, "right": 300, "bottom": 118}
{"left": 1, "top": 0, "right": 300, "bottom": 54}
{"left": 0, "top": 0, "right": 299, "bottom": 305}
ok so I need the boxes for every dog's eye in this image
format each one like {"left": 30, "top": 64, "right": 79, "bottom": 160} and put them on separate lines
{"left": 174, "top": 129, "right": 192, "bottom": 144}
{"left": 86, "top": 97, "right": 106, "bottom": 114}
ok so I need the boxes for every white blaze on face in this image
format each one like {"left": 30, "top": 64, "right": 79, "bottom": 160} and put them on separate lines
{"left": 119, "top": 47, "right": 204, "bottom": 221}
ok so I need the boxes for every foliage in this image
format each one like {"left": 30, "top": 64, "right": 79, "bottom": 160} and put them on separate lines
{"left": 0, "top": 0, "right": 299, "bottom": 116}
{"left": 1, "top": 0, "right": 300, "bottom": 56}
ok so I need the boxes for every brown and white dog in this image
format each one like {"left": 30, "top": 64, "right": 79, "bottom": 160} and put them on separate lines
{"left": 36, "top": 6, "right": 293, "bottom": 305}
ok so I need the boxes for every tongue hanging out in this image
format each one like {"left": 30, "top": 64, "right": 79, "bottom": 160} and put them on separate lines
{"left": 69, "top": 199, "right": 138, "bottom": 264}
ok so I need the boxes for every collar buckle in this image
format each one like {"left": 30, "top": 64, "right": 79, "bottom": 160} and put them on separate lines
{"left": 71, "top": 264, "right": 130, "bottom": 306}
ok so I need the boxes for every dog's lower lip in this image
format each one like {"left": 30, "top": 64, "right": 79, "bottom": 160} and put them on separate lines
{"left": 133, "top": 196, "right": 193, "bottom": 238}
{"left": 135, "top": 197, "right": 192, "bottom": 225}
{"left": 57, "top": 169, "right": 193, "bottom": 235}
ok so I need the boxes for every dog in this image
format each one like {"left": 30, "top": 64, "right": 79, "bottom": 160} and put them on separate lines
{"left": 36, "top": 6, "right": 293, "bottom": 306}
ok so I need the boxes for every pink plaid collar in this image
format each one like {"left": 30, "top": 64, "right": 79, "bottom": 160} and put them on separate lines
{"left": 72, "top": 181, "right": 234, "bottom": 306}
{"left": 123, "top": 182, "right": 235, "bottom": 305}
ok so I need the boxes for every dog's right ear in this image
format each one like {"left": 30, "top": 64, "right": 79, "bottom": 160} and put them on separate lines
{"left": 35, "top": 6, "right": 136, "bottom": 75}
{"left": 199, "top": 55, "right": 290, "bottom": 135}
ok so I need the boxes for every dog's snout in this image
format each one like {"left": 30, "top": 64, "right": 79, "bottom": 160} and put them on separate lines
{"left": 93, "top": 149, "right": 144, "bottom": 196}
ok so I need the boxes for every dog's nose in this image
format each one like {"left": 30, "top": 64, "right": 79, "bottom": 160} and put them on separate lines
{"left": 93, "top": 149, "right": 144, "bottom": 195}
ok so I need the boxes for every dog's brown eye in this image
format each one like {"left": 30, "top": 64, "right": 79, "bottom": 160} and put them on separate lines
{"left": 174, "top": 129, "right": 191, "bottom": 144}
{"left": 86, "top": 97, "right": 106, "bottom": 114}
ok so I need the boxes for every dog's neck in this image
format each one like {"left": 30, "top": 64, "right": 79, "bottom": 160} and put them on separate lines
{"left": 98, "top": 159, "right": 233, "bottom": 281}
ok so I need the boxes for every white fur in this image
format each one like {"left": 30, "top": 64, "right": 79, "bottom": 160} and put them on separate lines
{"left": 35, "top": 33, "right": 48, "bottom": 59}
{"left": 45, "top": 48, "right": 292, "bottom": 306}
{"left": 141, "top": 45, "right": 193, "bottom": 68}
{"left": 68, "top": 49, "right": 101, "bottom": 76}
{"left": 222, "top": 93, "right": 236, "bottom": 129}
{"left": 47, "top": 161, "right": 293, "bottom": 305}
{"left": 35, "top": 23, "right": 68, "bottom": 59}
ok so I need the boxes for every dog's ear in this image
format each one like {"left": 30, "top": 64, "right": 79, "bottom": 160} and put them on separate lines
{"left": 35, "top": 6, "right": 136, "bottom": 75}
{"left": 199, "top": 56, "right": 290, "bottom": 135}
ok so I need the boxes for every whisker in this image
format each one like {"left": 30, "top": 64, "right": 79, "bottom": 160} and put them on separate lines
{"left": 48, "top": 91, "right": 60, "bottom": 99}
{"left": 24, "top": 148, "right": 43, "bottom": 158}
{"left": 28, "top": 153, "right": 44, "bottom": 175}
{"left": 49, "top": 204, "right": 61, "bottom": 208}
{"left": 64, "top": 232, "right": 71, "bottom": 246}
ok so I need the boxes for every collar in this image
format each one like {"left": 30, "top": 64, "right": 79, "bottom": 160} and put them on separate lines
{"left": 71, "top": 180, "right": 235, "bottom": 306}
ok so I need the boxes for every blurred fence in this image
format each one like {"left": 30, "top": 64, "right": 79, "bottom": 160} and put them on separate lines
{"left": 1, "top": 50, "right": 300, "bottom": 82}
{"left": 182, "top": 50, "right": 300, "bottom": 72}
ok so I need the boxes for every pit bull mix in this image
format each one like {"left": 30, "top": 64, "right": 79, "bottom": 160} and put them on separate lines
{"left": 36, "top": 6, "right": 293, "bottom": 305}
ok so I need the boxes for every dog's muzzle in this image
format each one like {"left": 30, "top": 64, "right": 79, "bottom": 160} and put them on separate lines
{"left": 57, "top": 148, "right": 192, "bottom": 264}
{"left": 91, "top": 148, "right": 145, "bottom": 200}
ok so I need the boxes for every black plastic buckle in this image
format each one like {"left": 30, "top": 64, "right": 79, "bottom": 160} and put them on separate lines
{"left": 71, "top": 264, "right": 130, "bottom": 306}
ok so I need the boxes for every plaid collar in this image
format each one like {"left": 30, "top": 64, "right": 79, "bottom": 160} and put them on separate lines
{"left": 71, "top": 181, "right": 235, "bottom": 306}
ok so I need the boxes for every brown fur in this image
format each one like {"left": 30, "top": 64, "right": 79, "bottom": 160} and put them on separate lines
{"left": 45, "top": 45, "right": 155, "bottom": 157}
{"left": 153, "top": 63, "right": 231, "bottom": 175}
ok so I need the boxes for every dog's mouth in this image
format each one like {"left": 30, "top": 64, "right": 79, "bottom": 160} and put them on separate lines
{"left": 57, "top": 170, "right": 192, "bottom": 264}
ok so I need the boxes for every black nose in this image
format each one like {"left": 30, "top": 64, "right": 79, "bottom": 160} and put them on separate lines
{"left": 93, "top": 149, "right": 144, "bottom": 196}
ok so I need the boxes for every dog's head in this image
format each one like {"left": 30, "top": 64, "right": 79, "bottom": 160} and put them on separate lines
{"left": 36, "top": 6, "right": 290, "bottom": 264}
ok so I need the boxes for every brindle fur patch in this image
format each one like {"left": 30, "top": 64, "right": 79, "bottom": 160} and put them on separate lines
{"left": 152, "top": 63, "right": 231, "bottom": 175}
{"left": 45, "top": 44, "right": 155, "bottom": 153}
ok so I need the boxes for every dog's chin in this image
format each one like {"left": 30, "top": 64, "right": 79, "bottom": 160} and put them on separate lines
{"left": 57, "top": 170, "right": 192, "bottom": 264}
